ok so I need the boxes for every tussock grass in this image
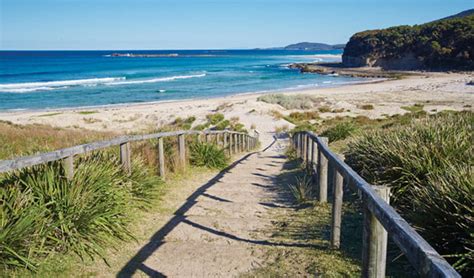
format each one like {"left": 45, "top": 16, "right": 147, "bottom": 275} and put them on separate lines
{"left": 0, "top": 152, "right": 162, "bottom": 272}
{"left": 189, "top": 142, "right": 228, "bottom": 169}
{"left": 320, "top": 122, "right": 358, "bottom": 143}
{"left": 257, "top": 94, "right": 322, "bottom": 110}
{"left": 345, "top": 111, "right": 473, "bottom": 275}
{"left": 288, "top": 175, "right": 314, "bottom": 204}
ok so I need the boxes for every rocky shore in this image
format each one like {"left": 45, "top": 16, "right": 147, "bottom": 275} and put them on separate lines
{"left": 289, "top": 62, "right": 417, "bottom": 79}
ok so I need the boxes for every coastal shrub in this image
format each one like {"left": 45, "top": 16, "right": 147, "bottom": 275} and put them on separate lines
{"left": 189, "top": 142, "right": 228, "bottom": 169}
{"left": 0, "top": 152, "right": 162, "bottom": 271}
{"left": 344, "top": 111, "right": 473, "bottom": 274}
{"left": 285, "top": 145, "right": 297, "bottom": 161}
{"left": 320, "top": 122, "right": 357, "bottom": 142}
{"left": 318, "top": 106, "right": 332, "bottom": 113}
{"left": 288, "top": 175, "right": 313, "bottom": 204}
{"left": 358, "top": 104, "right": 374, "bottom": 110}
{"left": 215, "top": 119, "right": 230, "bottom": 130}
{"left": 206, "top": 113, "right": 225, "bottom": 125}
{"left": 285, "top": 111, "right": 320, "bottom": 124}
{"left": 257, "top": 94, "right": 322, "bottom": 110}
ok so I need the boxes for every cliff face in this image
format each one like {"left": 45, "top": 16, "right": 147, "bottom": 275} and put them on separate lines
{"left": 342, "top": 11, "right": 474, "bottom": 70}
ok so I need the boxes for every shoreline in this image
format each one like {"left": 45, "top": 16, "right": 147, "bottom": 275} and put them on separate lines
{"left": 0, "top": 77, "right": 384, "bottom": 113}
{"left": 0, "top": 71, "right": 472, "bottom": 140}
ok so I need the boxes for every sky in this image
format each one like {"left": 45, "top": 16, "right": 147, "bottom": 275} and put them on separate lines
{"left": 1, "top": 0, "right": 472, "bottom": 50}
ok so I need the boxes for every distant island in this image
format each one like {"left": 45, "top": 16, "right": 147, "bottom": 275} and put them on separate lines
{"left": 258, "top": 42, "right": 345, "bottom": 51}
{"left": 342, "top": 9, "right": 474, "bottom": 70}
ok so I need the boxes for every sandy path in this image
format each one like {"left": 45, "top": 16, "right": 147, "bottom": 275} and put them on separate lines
{"left": 115, "top": 135, "right": 291, "bottom": 277}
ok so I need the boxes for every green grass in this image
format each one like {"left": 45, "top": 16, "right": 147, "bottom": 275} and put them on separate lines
{"left": 320, "top": 121, "right": 358, "bottom": 143}
{"left": 344, "top": 111, "right": 473, "bottom": 275}
{"left": 257, "top": 94, "right": 322, "bottom": 110}
{"left": 0, "top": 152, "right": 162, "bottom": 273}
{"left": 189, "top": 142, "right": 228, "bottom": 169}
{"left": 77, "top": 111, "right": 98, "bottom": 115}
{"left": 37, "top": 112, "right": 62, "bottom": 117}
{"left": 401, "top": 103, "right": 424, "bottom": 113}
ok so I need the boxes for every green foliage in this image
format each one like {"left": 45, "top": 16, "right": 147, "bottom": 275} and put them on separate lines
{"left": 257, "top": 94, "right": 322, "bottom": 110}
{"left": 285, "top": 146, "right": 297, "bottom": 161}
{"left": 344, "top": 111, "right": 473, "bottom": 274}
{"left": 344, "top": 14, "right": 474, "bottom": 69}
{"left": 215, "top": 119, "right": 230, "bottom": 130}
{"left": 284, "top": 111, "right": 320, "bottom": 124}
{"left": 320, "top": 122, "right": 357, "bottom": 142}
{"left": 0, "top": 152, "right": 162, "bottom": 271}
{"left": 206, "top": 113, "right": 225, "bottom": 125}
{"left": 189, "top": 142, "right": 228, "bottom": 169}
{"left": 288, "top": 175, "right": 313, "bottom": 204}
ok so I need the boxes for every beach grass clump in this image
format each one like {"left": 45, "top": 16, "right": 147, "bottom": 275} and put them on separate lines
{"left": 206, "top": 113, "right": 225, "bottom": 125}
{"left": 288, "top": 175, "right": 313, "bottom": 204}
{"left": 285, "top": 111, "right": 320, "bottom": 124}
{"left": 358, "top": 104, "right": 374, "bottom": 110}
{"left": 401, "top": 103, "right": 424, "bottom": 113}
{"left": 257, "top": 94, "right": 322, "bottom": 110}
{"left": 344, "top": 111, "right": 473, "bottom": 274}
{"left": 0, "top": 152, "right": 162, "bottom": 271}
{"left": 189, "top": 142, "right": 228, "bottom": 169}
{"left": 320, "top": 122, "right": 358, "bottom": 142}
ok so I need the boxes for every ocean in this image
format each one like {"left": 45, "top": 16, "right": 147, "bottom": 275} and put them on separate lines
{"left": 0, "top": 50, "right": 360, "bottom": 111}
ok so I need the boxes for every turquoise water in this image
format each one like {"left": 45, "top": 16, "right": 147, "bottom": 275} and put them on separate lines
{"left": 0, "top": 50, "right": 358, "bottom": 110}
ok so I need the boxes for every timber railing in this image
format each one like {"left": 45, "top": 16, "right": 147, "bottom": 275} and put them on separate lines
{"left": 291, "top": 131, "right": 460, "bottom": 278}
{"left": 0, "top": 130, "right": 258, "bottom": 180}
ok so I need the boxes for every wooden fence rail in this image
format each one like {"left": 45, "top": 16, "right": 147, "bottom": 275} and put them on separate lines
{"left": 0, "top": 130, "right": 259, "bottom": 179}
{"left": 291, "top": 131, "right": 460, "bottom": 278}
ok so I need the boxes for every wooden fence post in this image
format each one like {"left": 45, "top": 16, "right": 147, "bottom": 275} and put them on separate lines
{"left": 158, "top": 137, "right": 165, "bottom": 179}
{"left": 318, "top": 137, "right": 329, "bottom": 203}
{"left": 229, "top": 132, "right": 233, "bottom": 155}
{"left": 223, "top": 132, "right": 227, "bottom": 150}
{"left": 305, "top": 135, "right": 311, "bottom": 168}
{"left": 120, "top": 142, "right": 131, "bottom": 175}
{"left": 178, "top": 134, "right": 186, "bottom": 169}
{"left": 63, "top": 155, "right": 74, "bottom": 180}
{"left": 362, "top": 186, "right": 390, "bottom": 278}
{"left": 331, "top": 167, "right": 344, "bottom": 249}
{"left": 234, "top": 134, "right": 238, "bottom": 154}
{"left": 296, "top": 133, "right": 300, "bottom": 157}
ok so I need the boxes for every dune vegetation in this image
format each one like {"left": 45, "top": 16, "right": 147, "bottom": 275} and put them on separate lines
{"left": 0, "top": 116, "right": 251, "bottom": 274}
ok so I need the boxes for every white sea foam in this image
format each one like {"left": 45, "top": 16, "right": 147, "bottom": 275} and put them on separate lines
{"left": 107, "top": 73, "right": 206, "bottom": 86}
{"left": 0, "top": 77, "right": 125, "bottom": 93}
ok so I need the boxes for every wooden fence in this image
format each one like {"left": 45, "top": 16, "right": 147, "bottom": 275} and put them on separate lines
{"left": 0, "top": 130, "right": 258, "bottom": 180}
{"left": 291, "top": 131, "right": 460, "bottom": 278}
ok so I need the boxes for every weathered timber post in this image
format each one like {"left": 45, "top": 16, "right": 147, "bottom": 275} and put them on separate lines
{"left": 120, "top": 142, "right": 131, "bottom": 175}
{"left": 312, "top": 139, "right": 318, "bottom": 169}
{"left": 234, "top": 134, "right": 238, "bottom": 154}
{"left": 216, "top": 133, "right": 221, "bottom": 146}
{"left": 302, "top": 134, "right": 307, "bottom": 161}
{"left": 205, "top": 133, "right": 210, "bottom": 143}
{"left": 295, "top": 133, "right": 300, "bottom": 158}
{"left": 63, "top": 155, "right": 74, "bottom": 180}
{"left": 223, "top": 132, "right": 228, "bottom": 150}
{"left": 241, "top": 134, "right": 245, "bottom": 152}
{"left": 229, "top": 132, "right": 233, "bottom": 155}
{"left": 331, "top": 167, "right": 344, "bottom": 248}
{"left": 247, "top": 135, "right": 250, "bottom": 151}
{"left": 178, "top": 134, "right": 186, "bottom": 169}
{"left": 362, "top": 186, "right": 390, "bottom": 278}
{"left": 318, "top": 137, "right": 329, "bottom": 203}
{"left": 158, "top": 137, "right": 165, "bottom": 179}
{"left": 305, "top": 134, "right": 311, "bottom": 168}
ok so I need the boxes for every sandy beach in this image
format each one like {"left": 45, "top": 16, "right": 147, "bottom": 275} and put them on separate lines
{"left": 1, "top": 71, "right": 472, "bottom": 142}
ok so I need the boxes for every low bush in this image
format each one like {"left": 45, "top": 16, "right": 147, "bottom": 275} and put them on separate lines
{"left": 189, "top": 142, "right": 228, "bottom": 169}
{"left": 320, "top": 122, "right": 357, "bottom": 142}
{"left": 288, "top": 175, "right": 313, "bottom": 204}
{"left": 206, "top": 113, "right": 225, "bottom": 125}
{"left": 0, "top": 152, "right": 162, "bottom": 271}
{"left": 344, "top": 111, "right": 473, "bottom": 274}
{"left": 257, "top": 94, "right": 322, "bottom": 110}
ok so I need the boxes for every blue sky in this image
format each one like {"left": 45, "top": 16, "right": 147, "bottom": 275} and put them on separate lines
{"left": 1, "top": 0, "right": 472, "bottom": 50}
